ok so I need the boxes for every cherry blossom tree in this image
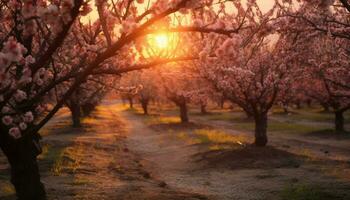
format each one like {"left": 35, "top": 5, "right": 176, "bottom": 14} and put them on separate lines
{"left": 1, "top": 0, "right": 248, "bottom": 197}
{"left": 201, "top": 35, "right": 296, "bottom": 146}
{"left": 301, "top": 36, "right": 350, "bottom": 132}
{"left": 278, "top": 0, "right": 350, "bottom": 132}
{"left": 157, "top": 65, "right": 192, "bottom": 123}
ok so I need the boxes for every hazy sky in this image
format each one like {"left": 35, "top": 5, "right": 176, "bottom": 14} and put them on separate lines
{"left": 82, "top": 0, "right": 276, "bottom": 23}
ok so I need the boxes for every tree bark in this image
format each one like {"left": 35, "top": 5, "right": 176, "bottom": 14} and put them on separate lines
{"left": 179, "top": 102, "right": 189, "bottom": 123}
{"left": 141, "top": 99, "right": 149, "bottom": 115}
{"left": 321, "top": 103, "right": 329, "bottom": 112}
{"left": 128, "top": 97, "right": 133, "bottom": 108}
{"left": 81, "top": 103, "right": 96, "bottom": 116}
{"left": 282, "top": 103, "right": 289, "bottom": 114}
{"left": 200, "top": 104, "right": 207, "bottom": 114}
{"left": 254, "top": 113, "right": 268, "bottom": 146}
{"left": 70, "top": 104, "right": 81, "bottom": 128}
{"left": 306, "top": 99, "right": 312, "bottom": 108}
{"left": 335, "top": 110, "right": 345, "bottom": 132}
{"left": 219, "top": 98, "right": 225, "bottom": 109}
{"left": 0, "top": 133, "right": 46, "bottom": 200}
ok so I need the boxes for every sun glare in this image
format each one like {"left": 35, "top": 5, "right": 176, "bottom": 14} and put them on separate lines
{"left": 155, "top": 34, "right": 169, "bottom": 49}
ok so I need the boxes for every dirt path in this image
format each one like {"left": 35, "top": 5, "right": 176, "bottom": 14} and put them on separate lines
{"left": 1, "top": 102, "right": 350, "bottom": 200}
{"left": 0, "top": 104, "right": 209, "bottom": 200}
{"left": 120, "top": 109, "right": 350, "bottom": 200}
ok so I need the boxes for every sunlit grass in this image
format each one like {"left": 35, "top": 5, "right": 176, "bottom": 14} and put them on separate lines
{"left": 145, "top": 116, "right": 181, "bottom": 125}
{"left": 176, "top": 132, "right": 201, "bottom": 144}
{"left": 71, "top": 178, "right": 90, "bottom": 186}
{"left": 63, "top": 144, "right": 83, "bottom": 174}
{"left": 0, "top": 183, "right": 15, "bottom": 196}
{"left": 194, "top": 129, "right": 246, "bottom": 145}
{"left": 51, "top": 150, "right": 65, "bottom": 176}
{"left": 46, "top": 144, "right": 83, "bottom": 176}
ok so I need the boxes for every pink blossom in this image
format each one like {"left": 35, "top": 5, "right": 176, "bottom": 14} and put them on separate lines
{"left": 14, "top": 90, "right": 27, "bottom": 102}
{"left": 19, "top": 122, "right": 27, "bottom": 131}
{"left": 9, "top": 127, "right": 21, "bottom": 139}
{"left": 2, "top": 116, "right": 13, "bottom": 126}
{"left": 24, "top": 112, "right": 34, "bottom": 123}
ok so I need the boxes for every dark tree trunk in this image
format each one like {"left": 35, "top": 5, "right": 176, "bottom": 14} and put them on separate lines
{"left": 306, "top": 99, "right": 312, "bottom": 108}
{"left": 200, "top": 104, "right": 207, "bottom": 114}
{"left": 335, "top": 111, "right": 345, "bottom": 132}
{"left": 70, "top": 104, "right": 81, "bottom": 128}
{"left": 0, "top": 133, "right": 46, "bottom": 200}
{"left": 179, "top": 102, "right": 189, "bottom": 123}
{"left": 128, "top": 97, "right": 133, "bottom": 108}
{"left": 81, "top": 103, "right": 96, "bottom": 116}
{"left": 321, "top": 103, "right": 329, "bottom": 112}
{"left": 283, "top": 103, "right": 289, "bottom": 114}
{"left": 295, "top": 101, "right": 301, "bottom": 109}
{"left": 141, "top": 99, "right": 149, "bottom": 115}
{"left": 219, "top": 98, "right": 225, "bottom": 109}
{"left": 254, "top": 113, "right": 268, "bottom": 146}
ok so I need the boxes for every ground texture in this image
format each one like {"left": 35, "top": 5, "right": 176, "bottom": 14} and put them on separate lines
{"left": 1, "top": 102, "right": 350, "bottom": 200}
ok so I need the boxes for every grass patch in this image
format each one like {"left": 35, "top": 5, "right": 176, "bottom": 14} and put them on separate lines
{"left": 202, "top": 112, "right": 250, "bottom": 122}
{"left": 0, "top": 183, "right": 15, "bottom": 196}
{"left": 37, "top": 144, "right": 66, "bottom": 175}
{"left": 145, "top": 116, "right": 181, "bottom": 125}
{"left": 280, "top": 184, "right": 346, "bottom": 200}
{"left": 194, "top": 129, "right": 246, "bottom": 145}
{"left": 71, "top": 178, "right": 90, "bottom": 186}
{"left": 232, "top": 120, "right": 326, "bottom": 134}
{"left": 0, "top": 174, "right": 9, "bottom": 180}
{"left": 37, "top": 143, "right": 83, "bottom": 176}
{"left": 274, "top": 108, "right": 350, "bottom": 123}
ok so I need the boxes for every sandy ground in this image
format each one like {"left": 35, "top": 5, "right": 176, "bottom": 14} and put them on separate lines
{"left": 1, "top": 102, "right": 350, "bottom": 200}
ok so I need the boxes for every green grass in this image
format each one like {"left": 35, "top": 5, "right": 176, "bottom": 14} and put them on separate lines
{"left": 175, "top": 129, "right": 247, "bottom": 150}
{"left": 200, "top": 112, "right": 249, "bottom": 122}
{"left": 194, "top": 129, "right": 246, "bottom": 145}
{"left": 273, "top": 108, "right": 350, "bottom": 123}
{"left": 232, "top": 120, "right": 325, "bottom": 134}
{"left": 280, "top": 184, "right": 347, "bottom": 200}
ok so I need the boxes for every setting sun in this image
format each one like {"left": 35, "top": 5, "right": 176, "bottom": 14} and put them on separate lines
{"left": 154, "top": 34, "right": 169, "bottom": 49}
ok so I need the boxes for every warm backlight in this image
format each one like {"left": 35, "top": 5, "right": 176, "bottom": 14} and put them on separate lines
{"left": 154, "top": 34, "right": 169, "bottom": 49}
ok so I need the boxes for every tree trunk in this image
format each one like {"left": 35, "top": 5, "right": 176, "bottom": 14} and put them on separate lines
{"left": 295, "top": 101, "right": 301, "bottom": 109}
{"left": 219, "top": 98, "right": 225, "bottom": 109}
{"left": 128, "top": 97, "right": 133, "bottom": 108}
{"left": 179, "top": 102, "right": 189, "bottom": 123}
{"left": 306, "top": 99, "right": 312, "bottom": 108}
{"left": 254, "top": 113, "right": 268, "bottom": 146}
{"left": 0, "top": 133, "right": 46, "bottom": 200}
{"left": 81, "top": 103, "right": 95, "bottom": 116}
{"left": 335, "top": 111, "right": 345, "bottom": 132}
{"left": 70, "top": 104, "right": 81, "bottom": 128}
{"left": 283, "top": 103, "right": 289, "bottom": 114}
{"left": 141, "top": 99, "right": 149, "bottom": 115}
{"left": 200, "top": 104, "right": 207, "bottom": 114}
{"left": 321, "top": 103, "right": 329, "bottom": 112}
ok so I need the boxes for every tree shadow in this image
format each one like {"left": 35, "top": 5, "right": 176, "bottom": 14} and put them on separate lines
{"left": 193, "top": 145, "right": 303, "bottom": 170}
{"left": 149, "top": 122, "right": 211, "bottom": 132}
{"left": 303, "top": 129, "right": 350, "bottom": 140}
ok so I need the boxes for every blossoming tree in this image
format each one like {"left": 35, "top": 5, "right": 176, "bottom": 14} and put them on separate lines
{"left": 0, "top": 0, "right": 249, "bottom": 198}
